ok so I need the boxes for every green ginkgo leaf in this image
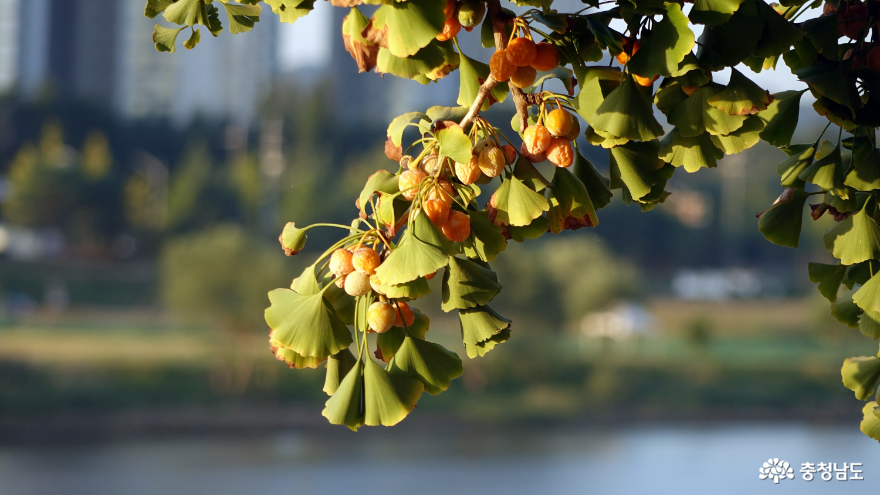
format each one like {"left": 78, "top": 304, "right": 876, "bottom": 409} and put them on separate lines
{"left": 371, "top": 0, "right": 446, "bottom": 58}
{"left": 358, "top": 170, "right": 398, "bottom": 214}
{"left": 164, "top": 0, "right": 206, "bottom": 26}
{"left": 844, "top": 137, "right": 880, "bottom": 192}
{"left": 709, "top": 116, "right": 764, "bottom": 154}
{"left": 513, "top": 156, "right": 551, "bottom": 193}
{"left": 324, "top": 348, "right": 358, "bottom": 396}
{"left": 860, "top": 401, "right": 880, "bottom": 442}
{"left": 801, "top": 13, "right": 839, "bottom": 61}
{"left": 659, "top": 129, "right": 723, "bottom": 172}
{"left": 462, "top": 210, "right": 507, "bottom": 262}
{"left": 757, "top": 188, "right": 810, "bottom": 248}
{"left": 627, "top": 3, "right": 695, "bottom": 79}
{"left": 841, "top": 354, "right": 880, "bottom": 400}
{"left": 853, "top": 273, "right": 880, "bottom": 314}
{"left": 364, "top": 356, "right": 424, "bottom": 426}
{"left": 797, "top": 62, "right": 862, "bottom": 112}
{"left": 707, "top": 68, "right": 772, "bottom": 116}
{"left": 390, "top": 335, "right": 464, "bottom": 395}
{"left": 585, "top": 126, "right": 630, "bottom": 148}
{"left": 264, "top": 0, "right": 315, "bottom": 24}
{"left": 279, "top": 221, "right": 307, "bottom": 256}
{"left": 459, "top": 304, "right": 512, "bottom": 358}
{"left": 609, "top": 140, "right": 666, "bottom": 200}
{"left": 845, "top": 260, "right": 880, "bottom": 288}
{"left": 492, "top": 177, "right": 550, "bottom": 227}
{"left": 323, "top": 279, "right": 355, "bottom": 325}
{"left": 413, "top": 208, "right": 456, "bottom": 255}
{"left": 654, "top": 80, "right": 688, "bottom": 116}
{"left": 371, "top": 276, "right": 431, "bottom": 301}
{"left": 689, "top": 0, "right": 745, "bottom": 25}
{"left": 436, "top": 121, "right": 473, "bottom": 164}
{"left": 183, "top": 28, "right": 201, "bottom": 49}
{"left": 861, "top": 312, "right": 880, "bottom": 340}
{"left": 668, "top": 84, "right": 747, "bottom": 137}
{"left": 573, "top": 147, "right": 613, "bottom": 210}
{"left": 507, "top": 215, "right": 550, "bottom": 242}
{"left": 269, "top": 333, "right": 325, "bottom": 369}
{"left": 752, "top": 0, "right": 805, "bottom": 58}
{"left": 441, "top": 256, "right": 502, "bottom": 311}
{"left": 376, "top": 40, "right": 459, "bottom": 84}
{"left": 695, "top": 10, "right": 765, "bottom": 69}
{"left": 322, "top": 360, "right": 365, "bottom": 431}
{"left": 374, "top": 230, "right": 449, "bottom": 285}
{"left": 153, "top": 25, "right": 185, "bottom": 53}
{"left": 265, "top": 287, "right": 354, "bottom": 359}
{"left": 591, "top": 76, "right": 664, "bottom": 142}
{"left": 222, "top": 2, "right": 261, "bottom": 34}
{"left": 824, "top": 205, "right": 880, "bottom": 265}
{"left": 146, "top": 0, "right": 174, "bottom": 18}
{"left": 799, "top": 140, "right": 844, "bottom": 191}
{"left": 776, "top": 144, "right": 815, "bottom": 188}
{"left": 572, "top": 66, "right": 623, "bottom": 123}
{"left": 457, "top": 53, "right": 509, "bottom": 111}
{"left": 808, "top": 262, "right": 846, "bottom": 303}
{"left": 547, "top": 166, "right": 599, "bottom": 233}
{"left": 832, "top": 290, "right": 863, "bottom": 328}
{"left": 387, "top": 112, "right": 429, "bottom": 148}
{"left": 377, "top": 307, "right": 431, "bottom": 362}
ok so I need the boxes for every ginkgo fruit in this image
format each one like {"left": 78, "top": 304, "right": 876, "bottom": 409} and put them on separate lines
{"left": 490, "top": 49, "right": 517, "bottom": 82}
{"left": 444, "top": 0, "right": 457, "bottom": 19}
{"left": 510, "top": 65, "right": 537, "bottom": 89}
{"left": 352, "top": 247, "right": 381, "bottom": 275}
{"left": 506, "top": 37, "right": 537, "bottom": 66}
{"left": 423, "top": 199, "right": 451, "bottom": 227}
{"left": 421, "top": 154, "right": 442, "bottom": 175}
{"left": 545, "top": 108, "right": 573, "bottom": 137}
{"left": 436, "top": 17, "right": 461, "bottom": 41}
{"left": 392, "top": 301, "right": 416, "bottom": 327}
{"left": 344, "top": 271, "right": 372, "bottom": 297}
{"left": 457, "top": 0, "right": 485, "bottom": 30}
{"left": 530, "top": 42, "right": 559, "bottom": 71}
{"left": 523, "top": 124, "right": 552, "bottom": 154}
{"left": 545, "top": 138, "right": 574, "bottom": 168}
{"left": 329, "top": 248, "right": 354, "bottom": 276}
{"left": 426, "top": 179, "right": 456, "bottom": 206}
{"left": 399, "top": 169, "right": 426, "bottom": 201}
{"left": 520, "top": 142, "right": 546, "bottom": 163}
{"left": 455, "top": 155, "right": 482, "bottom": 185}
{"left": 634, "top": 73, "right": 658, "bottom": 87}
{"left": 367, "top": 301, "right": 397, "bottom": 334}
{"left": 479, "top": 146, "right": 506, "bottom": 177}
{"left": 615, "top": 38, "right": 640, "bottom": 65}
{"left": 442, "top": 211, "right": 471, "bottom": 242}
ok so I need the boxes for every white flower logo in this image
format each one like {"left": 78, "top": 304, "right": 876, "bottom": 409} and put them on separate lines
{"left": 759, "top": 458, "right": 795, "bottom": 484}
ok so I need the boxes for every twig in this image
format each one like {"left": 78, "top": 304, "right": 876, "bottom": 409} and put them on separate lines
{"left": 460, "top": 75, "right": 499, "bottom": 130}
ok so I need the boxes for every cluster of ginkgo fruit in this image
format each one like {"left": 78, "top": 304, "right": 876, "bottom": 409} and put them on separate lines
{"left": 489, "top": 23, "right": 561, "bottom": 89}
{"left": 436, "top": 0, "right": 486, "bottom": 41}
{"left": 521, "top": 104, "right": 578, "bottom": 167}
{"left": 328, "top": 242, "right": 420, "bottom": 335}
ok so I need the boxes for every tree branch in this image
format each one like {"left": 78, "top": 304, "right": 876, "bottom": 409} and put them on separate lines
{"left": 458, "top": 0, "right": 530, "bottom": 132}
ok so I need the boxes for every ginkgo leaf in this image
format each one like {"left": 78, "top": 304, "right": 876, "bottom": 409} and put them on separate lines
{"left": 824, "top": 206, "right": 880, "bottom": 265}
{"left": 374, "top": 230, "right": 449, "bottom": 285}
{"left": 221, "top": 2, "right": 261, "bottom": 34}
{"left": 279, "top": 222, "right": 307, "bottom": 256}
{"left": 363, "top": 356, "right": 424, "bottom": 426}
{"left": 153, "top": 25, "right": 185, "bottom": 53}
{"left": 164, "top": 0, "right": 207, "bottom": 26}
{"left": 413, "top": 209, "right": 456, "bottom": 255}
{"left": 799, "top": 140, "right": 844, "bottom": 191}
{"left": 573, "top": 147, "right": 613, "bottom": 210}
{"left": 507, "top": 215, "right": 550, "bottom": 242}
{"left": 322, "top": 360, "right": 365, "bottom": 430}
{"left": 654, "top": 80, "right": 688, "bottom": 115}
{"left": 808, "top": 262, "right": 846, "bottom": 303}
{"left": 183, "top": 28, "right": 201, "bottom": 49}
{"left": 591, "top": 76, "right": 664, "bottom": 142}
{"left": 861, "top": 312, "right": 880, "bottom": 340}
{"left": 436, "top": 122, "right": 473, "bottom": 164}
{"left": 853, "top": 273, "right": 880, "bottom": 314}
{"left": 269, "top": 332, "right": 324, "bottom": 369}
{"left": 797, "top": 62, "right": 862, "bottom": 112}
{"left": 609, "top": 140, "right": 666, "bottom": 200}
{"left": 547, "top": 166, "right": 599, "bottom": 233}
{"left": 776, "top": 144, "right": 814, "bottom": 188}
{"left": 695, "top": 10, "right": 765, "bottom": 69}
{"left": 707, "top": 68, "right": 772, "bottom": 116}
{"left": 459, "top": 305, "right": 512, "bottom": 359}
{"left": 659, "top": 129, "right": 723, "bottom": 172}
{"left": 265, "top": 0, "right": 315, "bottom": 24}
{"left": 709, "top": 116, "right": 764, "bottom": 154}
{"left": 441, "top": 256, "right": 502, "bottom": 311}
{"left": 146, "top": 0, "right": 174, "bottom": 18}
{"left": 343, "top": 7, "right": 380, "bottom": 73}
{"left": 371, "top": 0, "right": 446, "bottom": 58}
{"left": 377, "top": 307, "right": 431, "bottom": 361}
{"left": 752, "top": 0, "right": 804, "bottom": 58}
{"left": 756, "top": 90, "right": 804, "bottom": 146}
{"left": 357, "top": 170, "right": 398, "bottom": 214}
{"left": 371, "top": 276, "right": 432, "bottom": 301}
{"left": 689, "top": 0, "right": 745, "bottom": 25}
{"left": 265, "top": 288, "right": 354, "bottom": 359}
{"left": 390, "top": 335, "right": 464, "bottom": 395}
{"left": 527, "top": 67, "right": 576, "bottom": 95}
{"left": 841, "top": 355, "right": 880, "bottom": 400}
{"left": 491, "top": 176, "right": 550, "bottom": 227}
{"left": 627, "top": 3, "right": 695, "bottom": 79}
{"left": 585, "top": 126, "right": 630, "bottom": 148}
{"left": 324, "top": 348, "right": 358, "bottom": 395}
{"left": 513, "top": 156, "right": 551, "bottom": 193}
{"left": 860, "top": 402, "right": 880, "bottom": 442}
{"left": 458, "top": 53, "right": 509, "bottom": 110}
{"left": 757, "top": 188, "right": 810, "bottom": 248}
{"left": 572, "top": 65, "right": 623, "bottom": 123}
{"left": 668, "top": 84, "right": 747, "bottom": 137}
{"left": 832, "top": 291, "right": 863, "bottom": 328}
{"left": 461, "top": 210, "right": 507, "bottom": 262}
{"left": 376, "top": 40, "right": 459, "bottom": 84}
{"left": 845, "top": 137, "right": 880, "bottom": 192}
